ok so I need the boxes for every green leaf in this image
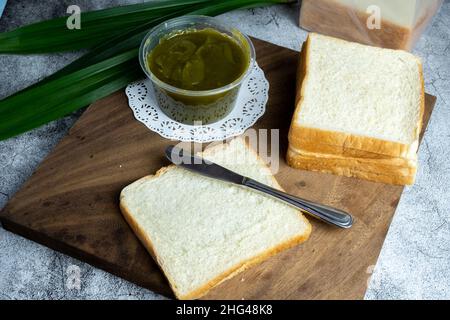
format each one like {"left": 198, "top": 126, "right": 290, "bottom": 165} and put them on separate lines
{"left": 0, "top": 70, "right": 142, "bottom": 140}
{"left": 0, "top": 0, "right": 211, "bottom": 53}
{"left": 0, "top": 50, "right": 142, "bottom": 139}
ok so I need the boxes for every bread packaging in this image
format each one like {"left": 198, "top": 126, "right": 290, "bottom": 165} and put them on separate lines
{"left": 299, "top": 0, "right": 443, "bottom": 50}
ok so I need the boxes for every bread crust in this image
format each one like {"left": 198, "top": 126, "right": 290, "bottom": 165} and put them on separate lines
{"left": 120, "top": 138, "right": 312, "bottom": 299}
{"left": 289, "top": 125, "right": 420, "bottom": 160}
{"left": 288, "top": 33, "right": 425, "bottom": 161}
{"left": 290, "top": 139, "right": 416, "bottom": 161}
{"left": 287, "top": 148, "right": 416, "bottom": 178}
{"left": 289, "top": 146, "right": 417, "bottom": 168}
{"left": 286, "top": 149, "right": 415, "bottom": 185}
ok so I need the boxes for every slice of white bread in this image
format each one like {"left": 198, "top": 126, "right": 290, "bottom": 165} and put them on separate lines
{"left": 120, "top": 138, "right": 311, "bottom": 299}
{"left": 289, "top": 146, "right": 417, "bottom": 168}
{"left": 288, "top": 33, "right": 425, "bottom": 160}
{"left": 287, "top": 148, "right": 416, "bottom": 185}
{"left": 290, "top": 135, "right": 418, "bottom": 161}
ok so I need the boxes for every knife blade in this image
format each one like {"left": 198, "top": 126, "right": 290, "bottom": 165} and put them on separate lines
{"left": 165, "top": 145, "right": 245, "bottom": 185}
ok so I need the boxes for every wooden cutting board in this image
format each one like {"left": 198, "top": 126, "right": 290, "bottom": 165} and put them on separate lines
{"left": 0, "top": 38, "right": 435, "bottom": 300}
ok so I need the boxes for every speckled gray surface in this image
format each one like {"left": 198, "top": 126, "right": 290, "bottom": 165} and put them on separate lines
{"left": 0, "top": 0, "right": 449, "bottom": 300}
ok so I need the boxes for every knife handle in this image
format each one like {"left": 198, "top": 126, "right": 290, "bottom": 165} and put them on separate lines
{"left": 243, "top": 178, "right": 353, "bottom": 229}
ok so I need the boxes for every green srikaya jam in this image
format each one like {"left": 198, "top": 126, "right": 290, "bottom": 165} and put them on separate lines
{"left": 147, "top": 28, "right": 249, "bottom": 91}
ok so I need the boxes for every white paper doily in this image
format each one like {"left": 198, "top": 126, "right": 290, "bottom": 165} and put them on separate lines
{"left": 125, "top": 63, "right": 269, "bottom": 142}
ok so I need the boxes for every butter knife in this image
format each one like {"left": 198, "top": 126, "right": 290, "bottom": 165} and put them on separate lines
{"left": 165, "top": 145, "right": 353, "bottom": 229}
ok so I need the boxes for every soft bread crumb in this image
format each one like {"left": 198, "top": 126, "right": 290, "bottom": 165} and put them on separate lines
{"left": 296, "top": 33, "right": 422, "bottom": 145}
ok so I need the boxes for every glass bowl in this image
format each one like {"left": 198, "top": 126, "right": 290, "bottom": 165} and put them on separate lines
{"left": 139, "top": 15, "right": 256, "bottom": 125}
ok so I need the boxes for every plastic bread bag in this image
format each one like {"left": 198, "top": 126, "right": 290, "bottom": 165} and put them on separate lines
{"left": 299, "top": 0, "right": 444, "bottom": 50}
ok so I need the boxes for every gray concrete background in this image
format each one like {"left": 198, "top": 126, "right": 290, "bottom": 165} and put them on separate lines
{"left": 0, "top": 0, "right": 449, "bottom": 300}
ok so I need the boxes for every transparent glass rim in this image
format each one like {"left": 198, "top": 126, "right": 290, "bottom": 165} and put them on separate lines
{"left": 139, "top": 15, "right": 256, "bottom": 97}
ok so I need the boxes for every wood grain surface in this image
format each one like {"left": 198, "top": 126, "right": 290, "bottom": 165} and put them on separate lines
{"left": 0, "top": 38, "right": 436, "bottom": 300}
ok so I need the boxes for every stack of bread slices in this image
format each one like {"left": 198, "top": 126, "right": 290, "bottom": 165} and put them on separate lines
{"left": 287, "top": 33, "right": 425, "bottom": 185}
